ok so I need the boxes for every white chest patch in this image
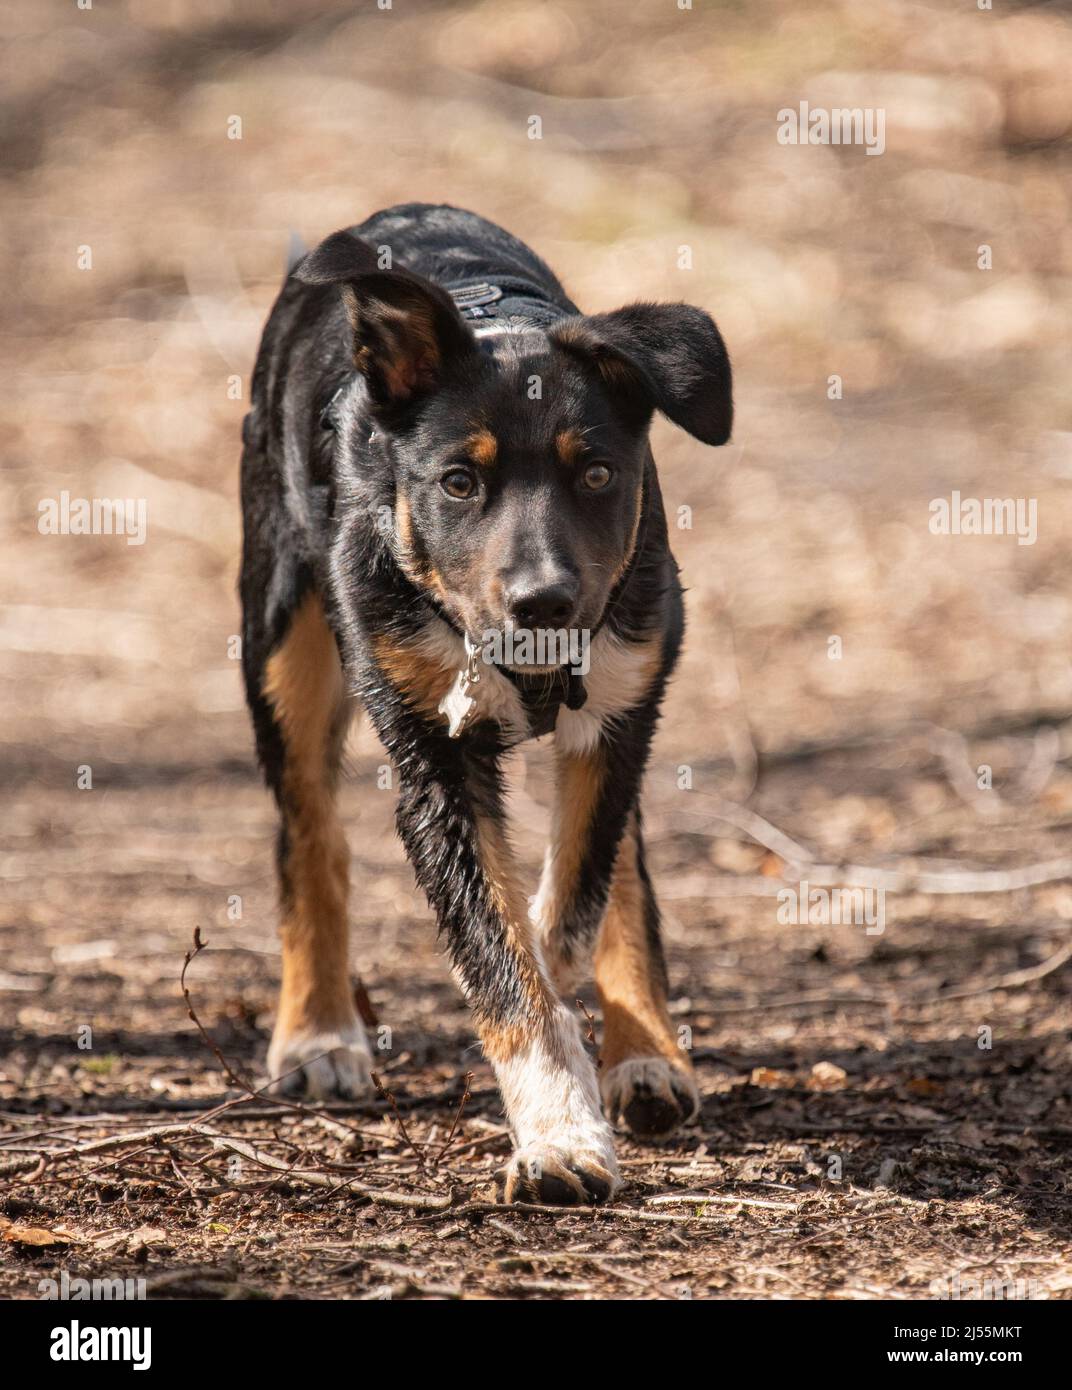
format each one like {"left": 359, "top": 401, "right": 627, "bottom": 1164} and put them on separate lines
{"left": 554, "top": 630, "right": 662, "bottom": 757}
{"left": 406, "top": 621, "right": 660, "bottom": 752}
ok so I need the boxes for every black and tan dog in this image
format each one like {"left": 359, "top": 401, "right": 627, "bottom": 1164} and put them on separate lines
{"left": 240, "top": 204, "right": 732, "bottom": 1204}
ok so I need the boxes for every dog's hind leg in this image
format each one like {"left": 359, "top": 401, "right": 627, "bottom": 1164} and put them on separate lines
{"left": 594, "top": 810, "right": 699, "bottom": 1136}
{"left": 242, "top": 575, "right": 371, "bottom": 1099}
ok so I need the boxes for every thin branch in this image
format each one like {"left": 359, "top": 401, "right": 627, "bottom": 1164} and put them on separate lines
{"left": 198, "top": 1130, "right": 453, "bottom": 1211}
{"left": 433, "top": 1072, "right": 473, "bottom": 1168}
{"left": 371, "top": 1072, "right": 428, "bottom": 1173}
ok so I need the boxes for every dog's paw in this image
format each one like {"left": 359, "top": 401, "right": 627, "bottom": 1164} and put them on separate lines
{"left": 266, "top": 1022, "right": 374, "bottom": 1100}
{"left": 496, "top": 1141, "right": 620, "bottom": 1206}
{"left": 601, "top": 1057, "right": 699, "bottom": 1138}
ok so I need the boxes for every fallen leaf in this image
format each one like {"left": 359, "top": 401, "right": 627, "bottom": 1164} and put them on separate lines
{"left": 750, "top": 1067, "right": 796, "bottom": 1089}
{"left": 129, "top": 1226, "right": 169, "bottom": 1247}
{"left": 951, "top": 1121, "right": 989, "bottom": 1149}
{"left": 0, "top": 1215, "right": 76, "bottom": 1247}
{"left": 808, "top": 1061, "right": 848, "bottom": 1091}
{"left": 90, "top": 1232, "right": 127, "bottom": 1252}
{"left": 899, "top": 1104, "right": 946, "bottom": 1125}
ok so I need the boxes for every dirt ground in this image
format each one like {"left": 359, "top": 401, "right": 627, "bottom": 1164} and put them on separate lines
{"left": 3, "top": 0, "right": 1072, "bottom": 1300}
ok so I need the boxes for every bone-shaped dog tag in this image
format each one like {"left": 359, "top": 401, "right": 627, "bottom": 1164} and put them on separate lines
{"left": 439, "top": 674, "right": 476, "bottom": 738}
{"left": 438, "top": 637, "right": 482, "bottom": 738}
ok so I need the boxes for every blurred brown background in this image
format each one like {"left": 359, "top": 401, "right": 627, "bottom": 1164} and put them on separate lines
{"left": 3, "top": 0, "right": 1072, "bottom": 1300}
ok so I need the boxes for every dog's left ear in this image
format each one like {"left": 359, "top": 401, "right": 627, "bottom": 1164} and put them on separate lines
{"left": 295, "top": 230, "right": 477, "bottom": 412}
{"left": 550, "top": 303, "right": 733, "bottom": 446}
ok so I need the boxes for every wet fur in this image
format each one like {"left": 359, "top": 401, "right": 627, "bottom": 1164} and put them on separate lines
{"left": 240, "top": 203, "right": 732, "bottom": 1203}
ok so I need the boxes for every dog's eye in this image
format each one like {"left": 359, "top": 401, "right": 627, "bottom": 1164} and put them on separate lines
{"left": 441, "top": 469, "right": 477, "bottom": 499}
{"left": 582, "top": 463, "right": 613, "bottom": 491}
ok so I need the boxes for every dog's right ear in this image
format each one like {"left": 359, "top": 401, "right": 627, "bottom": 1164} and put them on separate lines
{"left": 551, "top": 302, "right": 732, "bottom": 446}
{"left": 295, "top": 230, "right": 477, "bottom": 412}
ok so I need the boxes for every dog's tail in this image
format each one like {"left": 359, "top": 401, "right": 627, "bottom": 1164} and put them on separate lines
{"left": 285, "top": 230, "right": 307, "bottom": 276}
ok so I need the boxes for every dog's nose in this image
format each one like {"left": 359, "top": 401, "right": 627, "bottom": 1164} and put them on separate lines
{"left": 505, "top": 577, "right": 579, "bottom": 629}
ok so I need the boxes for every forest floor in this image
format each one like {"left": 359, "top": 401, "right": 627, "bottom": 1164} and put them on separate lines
{"left": 3, "top": 0, "right": 1072, "bottom": 1299}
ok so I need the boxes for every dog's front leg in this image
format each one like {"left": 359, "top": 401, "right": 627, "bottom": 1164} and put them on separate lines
{"left": 390, "top": 724, "right": 618, "bottom": 1205}
{"left": 533, "top": 711, "right": 699, "bottom": 1138}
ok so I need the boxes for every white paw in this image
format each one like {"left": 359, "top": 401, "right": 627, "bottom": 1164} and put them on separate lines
{"left": 491, "top": 1002, "right": 620, "bottom": 1204}
{"left": 498, "top": 1139, "right": 620, "bottom": 1205}
{"left": 267, "top": 1021, "right": 374, "bottom": 1099}
{"left": 601, "top": 1057, "right": 699, "bottom": 1137}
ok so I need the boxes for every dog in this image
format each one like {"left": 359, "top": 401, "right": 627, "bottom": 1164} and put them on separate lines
{"left": 239, "top": 204, "right": 732, "bottom": 1204}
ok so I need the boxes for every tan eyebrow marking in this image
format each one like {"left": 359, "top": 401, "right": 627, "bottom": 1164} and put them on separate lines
{"left": 555, "top": 427, "right": 587, "bottom": 467}
{"left": 465, "top": 428, "right": 498, "bottom": 469}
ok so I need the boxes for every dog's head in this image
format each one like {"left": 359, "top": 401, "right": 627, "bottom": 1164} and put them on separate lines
{"left": 298, "top": 230, "right": 732, "bottom": 660}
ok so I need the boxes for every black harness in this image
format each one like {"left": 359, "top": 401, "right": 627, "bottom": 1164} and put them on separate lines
{"left": 317, "top": 278, "right": 558, "bottom": 434}
{"left": 446, "top": 277, "right": 561, "bottom": 327}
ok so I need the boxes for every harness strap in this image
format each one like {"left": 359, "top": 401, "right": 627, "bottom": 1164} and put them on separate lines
{"left": 446, "top": 277, "right": 556, "bottom": 322}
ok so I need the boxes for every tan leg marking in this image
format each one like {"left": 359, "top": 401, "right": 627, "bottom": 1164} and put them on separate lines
{"left": 263, "top": 593, "right": 368, "bottom": 1093}
{"left": 534, "top": 745, "right": 605, "bottom": 991}
{"left": 595, "top": 814, "right": 698, "bottom": 1133}
{"left": 466, "top": 806, "right": 618, "bottom": 1202}
{"left": 472, "top": 809, "right": 556, "bottom": 1067}
{"left": 596, "top": 813, "right": 681, "bottom": 1069}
